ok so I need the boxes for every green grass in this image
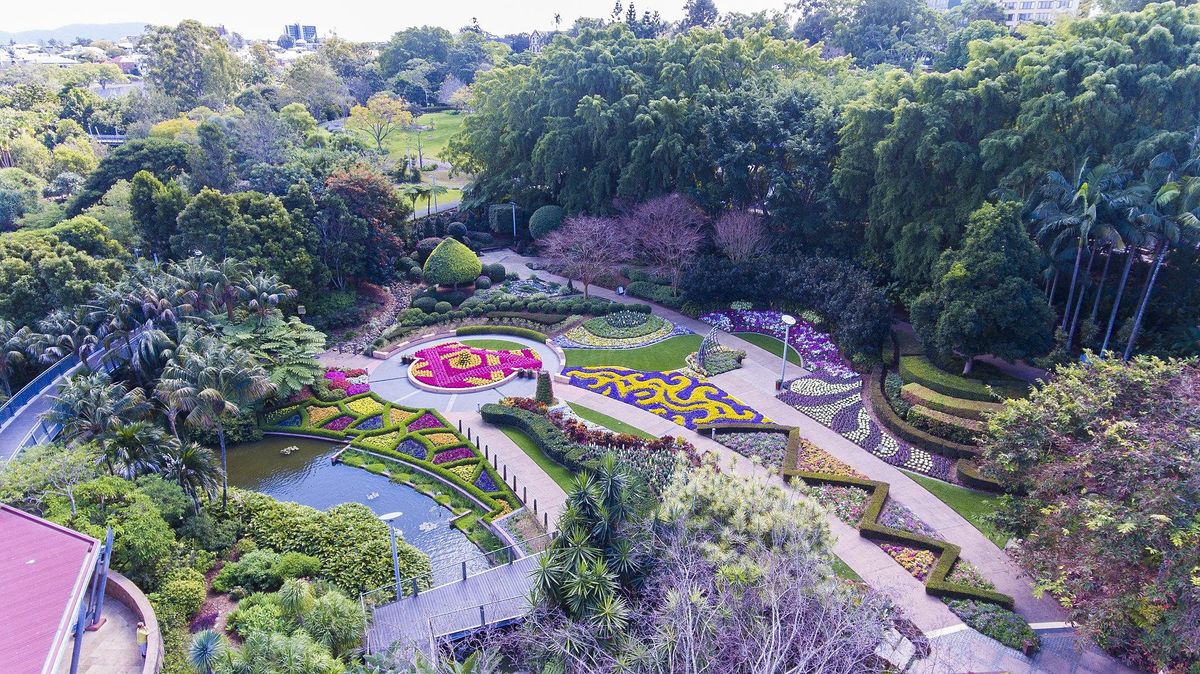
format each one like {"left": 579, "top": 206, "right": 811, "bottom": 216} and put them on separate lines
{"left": 500, "top": 427, "right": 576, "bottom": 492}
{"left": 411, "top": 187, "right": 463, "bottom": 214}
{"left": 566, "top": 402, "right": 655, "bottom": 439}
{"left": 833, "top": 555, "right": 861, "bottom": 581}
{"left": 734, "top": 332, "right": 805, "bottom": 366}
{"left": 563, "top": 334, "right": 703, "bottom": 371}
{"left": 378, "top": 111, "right": 466, "bottom": 161}
{"left": 459, "top": 338, "right": 529, "bottom": 351}
{"left": 901, "top": 470, "right": 1010, "bottom": 547}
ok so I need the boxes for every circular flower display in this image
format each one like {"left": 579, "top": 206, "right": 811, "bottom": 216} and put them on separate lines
{"left": 408, "top": 341, "right": 543, "bottom": 391}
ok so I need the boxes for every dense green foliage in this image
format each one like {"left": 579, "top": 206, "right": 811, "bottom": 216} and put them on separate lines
{"left": 528, "top": 204, "right": 565, "bottom": 239}
{"left": 68, "top": 138, "right": 190, "bottom": 215}
{"left": 421, "top": 237, "right": 482, "bottom": 286}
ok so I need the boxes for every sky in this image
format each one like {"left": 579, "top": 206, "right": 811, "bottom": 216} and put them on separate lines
{"left": 4, "top": 0, "right": 792, "bottom": 42}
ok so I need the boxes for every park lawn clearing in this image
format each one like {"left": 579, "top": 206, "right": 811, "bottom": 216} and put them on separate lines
{"left": 563, "top": 334, "right": 702, "bottom": 371}
{"left": 460, "top": 338, "right": 531, "bottom": 351}
{"left": 500, "top": 427, "right": 576, "bottom": 492}
{"left": 901, "top": 470, "right": 1010, "bottom": 547}
{"left": 734, "top": 332, "right": 805, "bottom": 366}
{"left": 380, "top": 111, "right": 466, "bottom": 161}
{"left": 832, "top": 555, "right": 862, "bottom": 581}
{"left": 412, "top": 187, "right": 463, "bottom": 215}
{"left": 567, "top": 402, "right": 655, "bottom": 439}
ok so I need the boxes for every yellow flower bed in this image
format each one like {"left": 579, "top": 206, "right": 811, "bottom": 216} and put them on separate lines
{"left": 358, "top": 431, "right": 401, "bottom": 452}
{"left": 447, "top": 464, "right": 477, "bottom": 482}
{"left": 347, "top": 397, "right": 385, "bottom": 416}
{"left": 306, "top": 405, "right": 340, "bottom": 425}
{"left": 424, "top": 432, "right": 461, "bottom": 447}
{"left": 389, "top": 408, "right": 412, "bottom": 426}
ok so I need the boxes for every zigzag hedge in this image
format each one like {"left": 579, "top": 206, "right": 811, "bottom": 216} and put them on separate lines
{"left": 771, "top": 425, "right": 1015, "bottom": 609}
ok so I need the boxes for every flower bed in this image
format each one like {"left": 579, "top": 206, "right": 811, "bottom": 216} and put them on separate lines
{"left": 879, "top": 543, "right": 938, "bottom": 581}
{"left": 408, "top": 341, "right": 542, "bottom": 390}
{"left": 325, "top": 367, "right": 371, "bottom": 395}
{"left": 700, "top": 309, "right": 854, "bottom": 378}
{"left": 554, "top": 319, "right": 692, "bottom": 350}
{"left": 261, "top": 392, "right": 517, "bottom": 521}
{"left": 806, "top": 483, "right": 871, "bottom": 524}
{"left": 779, "top": 371, "right": 954, "bottom": 480}
{"left": 715, "top": 431, "right": 789, "bottom": 466}
{"left": 563, "top": 366, "right": 768, "bottom": 429}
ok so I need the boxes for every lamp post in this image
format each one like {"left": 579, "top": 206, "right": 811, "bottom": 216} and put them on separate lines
{"left": 509, "top": 201, "right": 518, "bottom": 239}
{"left": 779, "top": 314, "right": 797, "bottom": 389}
{"left": 379, "top": 511, "right": 403, "bottom": 601}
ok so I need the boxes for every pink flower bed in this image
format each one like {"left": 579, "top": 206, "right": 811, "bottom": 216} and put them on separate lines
{"left": 407, "top": 412, "right": 445, "bottom": 432}
{"left": 432, "top": 447, "right": 474, "bottom": 464}
{"left": 408, "top": 341, "right": 542, "bottom": 390}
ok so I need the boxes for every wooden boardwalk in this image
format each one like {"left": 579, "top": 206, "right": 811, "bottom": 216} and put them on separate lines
{"left": 366, "top": 554, "right": 542, "bottom": 654}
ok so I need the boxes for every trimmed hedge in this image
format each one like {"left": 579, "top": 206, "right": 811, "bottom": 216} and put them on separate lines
{"left": 779, "top": 435, "right": 1015, "bottom": 609}
{"left": 456, "top": 325, "right": 547, "bottom": 341}
{"left": 899, "top": 356, "right": 1026, "bottom": 402}
{"left": 422, "top": 238, "right": 482, "bottom": 287}
{"left": 900, "top": 383, "right": 1003, "bottom": 422}
{"left": 627, "top": 281, "right": 685, "bottom": 310}
{"left": 955, "top": 461, "right": 1005, "bottom": 493}
{"left": 908, "top": 405, "right": 984, "bottom": 441}
{"left": 485, "top": 311, "right": 568, "bottom": 325}
{"left": 528, "top": 205, "right": 565, "bottom": 239}
{"left": 866, "top": 368, "right": 979, "bottom": 460}
{"left": 480, "top": 403, "right": 588, "bottom": 470}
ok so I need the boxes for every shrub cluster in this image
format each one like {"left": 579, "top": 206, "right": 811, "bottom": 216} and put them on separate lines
{"left": 422, "top": 238, "right": 482, "bottom": 287}
{"left": 212, "top": 549, "right": 322, "bottom": 596}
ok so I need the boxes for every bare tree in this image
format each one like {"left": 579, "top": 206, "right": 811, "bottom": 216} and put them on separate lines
{"left": 624, "top": 194, "right": 706, "bottom": 295}
{"left": 713, "top": 210, "right": 769, "bottom": 263}
{"left": 540, "top": 215, "right": 626, "bottom": 298}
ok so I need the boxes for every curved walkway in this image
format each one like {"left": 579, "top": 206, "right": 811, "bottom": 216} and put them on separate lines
{"left": 481, "top": 250, "right": 1139, "bottom": 673}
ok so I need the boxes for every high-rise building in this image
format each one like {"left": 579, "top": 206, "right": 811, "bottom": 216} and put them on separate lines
{"left": 1000, "top": 0, "right": 1078, "bottom": 26}
{"left": 284, "top": 23, "right": 318, "bottom": 43}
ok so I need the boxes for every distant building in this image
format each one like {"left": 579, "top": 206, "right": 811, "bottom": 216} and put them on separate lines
{"left": 1000, "top": 0, "right": 1078, "bottom": 25}
{"left": 285, "top": 23, "right": 318, "bottom": 43}
{"left": 529, "top": 30, "right": 547, "bottom": 54}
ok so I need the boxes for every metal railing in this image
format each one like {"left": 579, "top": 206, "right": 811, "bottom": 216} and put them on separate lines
{"left": 360, "top": 531, "right": 555, "bottom": 609}
{"left": 0, "top": 353, "right": 79, "bottom": 428}
{"left": 426, "top": 594, "right": 531, "bottom": 653}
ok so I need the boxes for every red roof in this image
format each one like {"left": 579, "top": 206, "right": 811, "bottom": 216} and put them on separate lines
{"left": 0, "top": 504, "right": 99, "bottom": 674}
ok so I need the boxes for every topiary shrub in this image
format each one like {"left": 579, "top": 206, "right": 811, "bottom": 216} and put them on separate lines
{"left": 475, "top": 276, "right": 492, "bottom": 290}
{"left": 422, "top": 238, "right": 482, "bottom": 287}
{"left": 415, "top": 237, "right": 443, "bottom": 263}
{"left": 447, "top": 221, "right": 468, "bottom": 238}
{"left": 528, "top": 204, "right": 565, "bottom": 239}
{"left": 535, "top": 371, "right": 554, "bottom": 404}
{"left": 434, "top": 301, "right": 452, "bottom": 314}
{"left": 483, "top": 263, "right": 506, "bottom": 282}
{"left": 407, "top": 265, "right": 423, "bottom": 282}
{"left": 412, "top": 296, "right": 437, "bottom": 313}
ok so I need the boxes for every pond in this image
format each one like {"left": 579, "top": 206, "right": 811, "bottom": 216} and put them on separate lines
{"left": 225, "top": 435, "right": 490, "bottom": 585}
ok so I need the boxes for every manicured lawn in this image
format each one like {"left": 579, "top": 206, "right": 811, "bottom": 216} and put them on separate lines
{"left": 734, "top": 332, "right": 805, "bottom": 366}
{"left": 567, "top": 402, "right": 655, "bottom": 439}
{"left": 500, "top": 427, "right": 576, "bottom": 492}
{"left": 380, "top": 111, "right": 466, "bottom": 161}
{"left": 832, "top": 555, "right": 861, "bottom": 581}
{"left": 412, "top": 187, "right": 463, "bottom": 214}
{"left": 901, "top": 470, "right": 1010, "bottom": 547}
{"left": 459, "top": 338, "right": 531, "bottom": 351}
{"left": 564, "top": 334, "right": 703, "bottom": 371}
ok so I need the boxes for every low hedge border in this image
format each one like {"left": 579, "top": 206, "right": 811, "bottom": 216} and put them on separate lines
{"left": 262, "top": 393, "right": 519, "bottom": 522}
{"left": 456, "top": 325, "right": 548, "bottom": 342}
{"left": 900, "top": 382, "right": 1003, "bottom": 422}
{"left": 955, "top": 460, "right": 1006, "bottom": 493}
{"left": 778, "top": 431, "right": 1015, "bottom": 609}
{"left": 908, "top": 404, "right": 985, "bottom": 436}
{"left": 899, "top": 355, "right": 1026, "bottom": 402}
{"left": 485, "top": 311, "right": 568, "bottom": 325}
{"left": 480, "top": 403, "right": 589, "bottom": 471}
{"left": 866, "top": 368, "right": 980, "bottom": 461}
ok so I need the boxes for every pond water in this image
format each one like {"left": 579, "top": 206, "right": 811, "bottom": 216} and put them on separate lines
{"left": 225, "top": 435, "right": 490, "bottom": 585}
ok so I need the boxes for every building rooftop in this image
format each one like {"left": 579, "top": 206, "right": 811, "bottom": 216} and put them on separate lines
{"left": 0, "top": 504, "right": 99, "bottom": 674}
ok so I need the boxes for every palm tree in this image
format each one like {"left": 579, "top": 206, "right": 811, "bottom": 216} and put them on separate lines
{"left": 157, "top": 336, "right": 275, "bottom": 508}
{"left": 211, "top": 258, "right": 249, "bottom": 321}
{"left": 166, "top": 255, "right": 218, "bottom": 316}
{"left": 188, "top": 630, "right": 228, "bottom": 674}
{"left": 101, "top": 420, "right": 167, "bottom": 478}
{"left": 161, "top": 439, "right": 222, "bottom": 512}
{"left": 131, "top": 328, "right": 178, "bottom": 389}
{"left": 43, "top": 371, "right": 149, "bottom": 446}
{"left": 1122, "top": 175, "right": 1200, "bottom": 360}
{"left": 36, "top": 309, "right": 99, "bottom": 364}
{"left": 0, "top": 319, "right": 33, "bottom": 396}
{"left": 241, "top": 273, "right": 297, "bottom": 326}
{"left": 86, "top": 285, "right": 139, "bottom": 358}
{"left": 427, "top": 181, "right": 449, "bottom": 215}
{"left": 1033, "top": 161, "right": 1126, "bottom": 350}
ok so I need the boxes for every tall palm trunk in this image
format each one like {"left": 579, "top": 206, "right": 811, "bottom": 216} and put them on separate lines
{"left": 1061, "top": 238, "right": 1084, "bottom": 330}
{"left": 1066, "top": 246, "right": 1096, "bottom": 349}
{"left": 218, "top": 424, "right": 228, "bottom": 509}
{"left": 1101, "top": 248, "right": 1136, "bottom": 355}
{"left": 1123, "top": 242, "right": 1169, "bottom": 362}
{"left": 1047, "top": 269, "right": 1059, "bottom": 305}
{"left": 1089, "top": 248, "right": 1113, "bottom": 323}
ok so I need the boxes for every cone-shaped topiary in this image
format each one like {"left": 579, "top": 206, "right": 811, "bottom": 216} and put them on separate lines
{"left": 535, "top": 370, "right": 554, "bottom": 404}
{"left": 422, "top": 237, "right": 482, "bottom": 287}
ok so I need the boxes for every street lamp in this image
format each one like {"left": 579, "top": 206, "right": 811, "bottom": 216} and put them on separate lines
{"left": 779, "top": 314, "right": 797, "bottom": 389}
{"left": 379, "top": 511, "right": 404, "bottom": 601}
{"left": 509, "top": 201, "right": 518, "bottom": 239}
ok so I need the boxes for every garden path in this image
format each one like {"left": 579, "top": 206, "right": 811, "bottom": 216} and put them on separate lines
{"left": 443, "top": 412, "right": 568, "bottom": 535}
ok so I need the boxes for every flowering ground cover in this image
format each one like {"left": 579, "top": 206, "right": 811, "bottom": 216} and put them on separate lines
{"left": 261, "top": 392, "right": 517, "bottom": 521}
{"left": 554, "top": 318, "right": 692, "bottom": 350}
{"left": 325, "top": 368, "right": 370, "bottom": 395}
{"left": 779, "top": 371, "right": 954, "bottom": 480}
{"left": 715, "top": 431, "right": 789, "bottom": 466}
{"left": 563, "top": 366, "right": 768, "bottom": 429}
{"left": 409, "top": 341, "right": 542, "bottom": 390}
{"left": 700, "top": 309, "right": 853, "bottom": 377}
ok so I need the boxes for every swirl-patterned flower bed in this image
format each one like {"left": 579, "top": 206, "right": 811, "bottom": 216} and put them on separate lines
{"left": 261, "top": 392, "right": 518, "bottom": 521}
{"left": 563, "top": 366, "right": 768, "bottom": 429}
{"left": 700, "top": 309, "right": 853, "bottom": 378}
{"left": 554, "top": 316, "right": 693, "bottom": 350}
{"left": 778, "top": 371, "right": 954, "bottom": 480}
{"left": 407, "top": 341, "right": 542, "bottom": 391}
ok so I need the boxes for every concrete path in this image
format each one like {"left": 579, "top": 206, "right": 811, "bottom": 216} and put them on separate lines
{"left": 54, "top": 598, "right": 141, "bottom": 674}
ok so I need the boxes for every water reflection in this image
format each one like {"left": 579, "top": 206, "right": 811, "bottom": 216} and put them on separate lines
{"left": 225, "top": 435, "right": 490, "bottom": 584}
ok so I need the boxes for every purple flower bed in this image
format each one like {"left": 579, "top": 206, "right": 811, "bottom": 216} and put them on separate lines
{"left": 432, "top": 446, "right": 475, "bottom": 464}
{"left": 778, "top": 371, "right": 954, "bottom": 480}
{"left": 325, "top": 370, "right": 346, "bottom": 381}
{"left": 716, "top": 431, "right": 789, "bottom": 466}
{"left": 324, "top": 415, "right": 355, "bottom": 431}
{"left": 563, "top": 366, "right": 768, "bottom": 429}
{"left": 474, "top": 469, "right": 499, "bottom": 492}
{"left": 700, "top": 309, "right": 854, "bottom": 378}
{"left": 878, "top": 501, "right": 939, "bottom": 538}
{"left": 355, "top": 415, "right": 384, "bottom": 431}
{"left": 396, "top": 438, "right": 427, "bottom": 460}
{"left": 806, "top": 483, "right": 871, "bottom": 525}
{"left": 277, "top": 414, "right": 301, "bottom": 428}
{"left": 346, "top": 383, "right": 370, "bottom": 395}
{"left": 407, "top": 412, "right": 445, "bottom": 432}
